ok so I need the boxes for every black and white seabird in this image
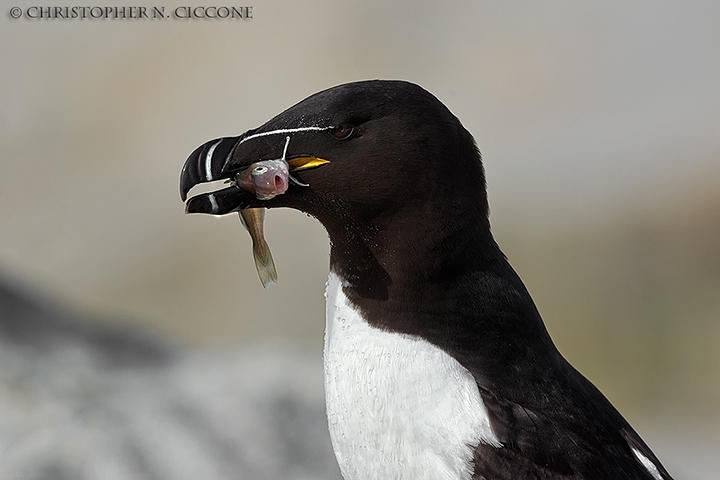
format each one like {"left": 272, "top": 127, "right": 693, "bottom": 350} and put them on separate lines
{"left": 180, "top": 80, "right": 673, "bottom": 480}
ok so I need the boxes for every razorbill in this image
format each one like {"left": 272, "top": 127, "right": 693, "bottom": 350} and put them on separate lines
{"left": 180, "top": 80, "right": 673, "bottom": 480}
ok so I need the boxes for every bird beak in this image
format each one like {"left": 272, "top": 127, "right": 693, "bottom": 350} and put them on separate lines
{"left": 180, "top": 132, "right": 330, "bottom": 215}
{"left": 180, "top": 136, "right": 249, "bottom": 215}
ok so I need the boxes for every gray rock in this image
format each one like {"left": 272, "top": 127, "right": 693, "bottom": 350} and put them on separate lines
{"left": 0, "top": 275, "right": 341, "bottom": 480}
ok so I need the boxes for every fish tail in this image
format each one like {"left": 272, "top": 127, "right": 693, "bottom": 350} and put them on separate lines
{"left": 252, "top": 239, "right": 278, "bottom": 288}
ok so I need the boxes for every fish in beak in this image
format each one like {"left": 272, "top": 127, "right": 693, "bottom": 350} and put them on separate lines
{"left": 180, "top": 129, "right": 331, "bottom": 286}
{"left": 238, "top": 208, "right": 277, "bottom": 288}
{"left": 180, "top": 131, "right": 331, "bottom": 214}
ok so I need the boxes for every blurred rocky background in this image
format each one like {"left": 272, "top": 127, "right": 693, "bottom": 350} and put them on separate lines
{"left": 1, "top": 1, "right": 719, "bottom": 478}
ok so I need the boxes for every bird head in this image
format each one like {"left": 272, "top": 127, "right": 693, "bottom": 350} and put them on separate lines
{"left": 181, "top": 80, "right": 494, "bottom": 298}
{"left": 180, "top": 80, "right": 488, "bottom": 228}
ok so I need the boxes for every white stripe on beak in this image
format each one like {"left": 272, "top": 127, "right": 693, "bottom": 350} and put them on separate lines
{"left": 205, "top": 139, "right": 222, "bottom": 181}
{"left": 208, "top": 193, "right": 219, "bottom": 213}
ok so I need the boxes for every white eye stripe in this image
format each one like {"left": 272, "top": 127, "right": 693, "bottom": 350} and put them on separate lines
{"left": 236, "top": 126, "right": 330, "bottom": 146}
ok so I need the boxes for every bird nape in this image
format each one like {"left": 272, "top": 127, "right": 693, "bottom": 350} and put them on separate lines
{"left": 180, "top": 80, "right": 673, "bottom": 480}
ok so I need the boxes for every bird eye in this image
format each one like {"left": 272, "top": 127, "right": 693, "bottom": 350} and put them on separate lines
{"left": 331, "top": 125, "right": 354, "bottom": 140}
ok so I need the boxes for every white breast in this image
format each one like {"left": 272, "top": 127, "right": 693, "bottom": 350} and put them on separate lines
{"left": 323, "top": 273, "right": 501, "bottom": 480}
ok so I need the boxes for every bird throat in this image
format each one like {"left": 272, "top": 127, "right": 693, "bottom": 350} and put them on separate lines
{"left": 323, "top": 272, "right": 501, "bottom": 480}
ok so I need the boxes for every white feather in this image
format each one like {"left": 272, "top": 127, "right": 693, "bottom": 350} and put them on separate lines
{"left": 631, "top": 447, "right": 664, "bottom": 480}
{"left": 323, "top": 273, "right": 501, "bottom": 480}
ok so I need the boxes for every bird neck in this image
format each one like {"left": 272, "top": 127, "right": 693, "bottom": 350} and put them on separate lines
{"left": 325, "top": 202, "right": 560, "bottom": 383}
{"left": 326, "top": 199, "right": 504, "bottom": 302}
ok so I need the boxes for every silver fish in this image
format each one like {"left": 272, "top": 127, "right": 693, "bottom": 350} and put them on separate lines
{"left": 238, "top": 208, "right": 278, "bottom": 288}
{"left": 235, "top": 159, "right": 290, "bottom": 200}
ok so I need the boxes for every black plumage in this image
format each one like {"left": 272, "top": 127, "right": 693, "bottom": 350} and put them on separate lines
{"left": 180, "top": 80, "right": 673, "bottom": 479}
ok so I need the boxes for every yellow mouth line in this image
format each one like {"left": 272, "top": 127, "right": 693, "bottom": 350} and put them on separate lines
{"left": 287, "top": 156, "right": 330, "bottom": 171}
